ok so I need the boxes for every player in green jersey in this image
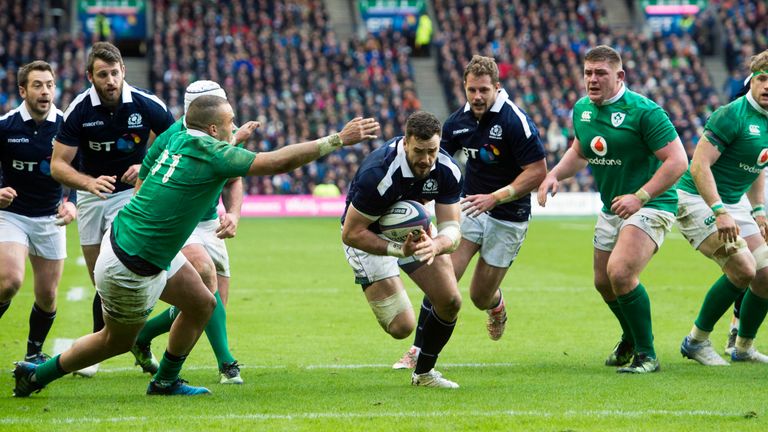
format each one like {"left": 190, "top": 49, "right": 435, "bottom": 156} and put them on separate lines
{"left": 538, "top": 45, "right": 688, "bottom": 374}
{"left": 12, "top": 95, "right": 380, "bottom": 397}
{"left": 677, "top": 49, "right": 768, "bottom": 366}
{"left": 128, "top": 81, "right": 247, "bottom": 384}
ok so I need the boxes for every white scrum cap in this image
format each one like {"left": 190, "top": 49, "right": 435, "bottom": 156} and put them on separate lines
{"left": 184, "top": 80, "right": 227, "bottom": 113}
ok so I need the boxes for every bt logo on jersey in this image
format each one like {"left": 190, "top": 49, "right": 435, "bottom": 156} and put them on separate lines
{"left": 12, "top": 160, "right": 38, "bottom": 171}
{"left": 88, "top": 140, "right": 116, "bottom": 151}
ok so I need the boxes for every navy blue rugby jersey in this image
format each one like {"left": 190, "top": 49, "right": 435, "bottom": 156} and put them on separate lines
{"left": 0, "top": 102, "right": 64, "bottom": 217}
{"left": 441, "top": 88, "right": 545, "bottom": 222}
{"left": 342, "top": 137, "right": 463, "bottom": 232}
{"left": 56, "top": 83, "right": 174, "bottom": 193}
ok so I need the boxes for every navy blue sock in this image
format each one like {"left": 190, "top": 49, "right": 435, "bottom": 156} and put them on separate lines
{"left": 414, "top": 308, "right": 456, "bottom": 374}
{"left": 27, "top": 303, "right": 56, "bottom": 356}
{"left": 413, "top": 296, "right": 432, "bottom": 349}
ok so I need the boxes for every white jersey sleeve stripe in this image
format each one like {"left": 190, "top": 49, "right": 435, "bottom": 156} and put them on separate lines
{"left": 437, "top": 152, "right": 462, "bottom": 183}
{"left": 129, "top": 85, "right": 169, "bottom": 111}
{"left": 63, "top": 89, "right": 90, "bottom": 121}
{"left": 506, "top": 100, "right": 532, "bottom": 138}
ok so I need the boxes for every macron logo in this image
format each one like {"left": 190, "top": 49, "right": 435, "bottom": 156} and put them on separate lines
{"left": 7, "top": 137, "right": 29, "bottom": 143}
{"left": 452, "top": 128, "right": 470, "bottom": 135}
{"left": 83, "top": 121, "right": 105, "bottom": 127}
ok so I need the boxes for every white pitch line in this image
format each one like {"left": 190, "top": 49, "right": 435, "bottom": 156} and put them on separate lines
{"left": 0, "top": 409, "right": 743, "bottom": 426}
{"left": 92, "top": 362, "right": 514, "bottom": 373}
{"left": 65, "top": 287, "right": 85, "bottom": 302}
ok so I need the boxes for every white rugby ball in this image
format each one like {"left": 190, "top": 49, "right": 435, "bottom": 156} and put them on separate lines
{"left": 378, "top": 200, "right": 431, "bottom": 242}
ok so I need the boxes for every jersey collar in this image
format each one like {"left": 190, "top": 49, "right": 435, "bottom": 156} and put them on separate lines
{"left": 746, "top": 91, "right": 768, "bottom": 118}
{"left": 186, "top": 128, "right": 209, "bottom": 138}
{"left": 18, "top": 101, "right": 59, "bottom": 123}
{"left": 462, "top": 88, "right": 510, "bottom": 114}
{"left": 596, "top": 83, "right": 626, "bottom": 106}
{"left": 395, "top": 137, "right": 436, "bottom": 178}
{"left": 88, "top": 82, "right": 134, "bottom": 106}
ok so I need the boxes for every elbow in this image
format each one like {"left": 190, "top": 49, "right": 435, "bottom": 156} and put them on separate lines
{"left": 673, "top": 156, "right": 689, "bottom": 179}
{"left": 50, "top": 160, "right": 65, "bottom": 182}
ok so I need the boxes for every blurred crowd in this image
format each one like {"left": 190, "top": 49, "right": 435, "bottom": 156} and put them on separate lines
{"left": 433, "top": 0, "right": 721, "bottom": 192}
{"left": 150, "top": 0, "right": 421, "bottom": 195}
{"left": 1, "top": 0, "right": 764, "bottom": 195}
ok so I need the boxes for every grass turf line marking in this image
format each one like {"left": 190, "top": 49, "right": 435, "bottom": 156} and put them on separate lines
{"left": 0, "top": 409, "right": 745, "bottom": 425}
{"left": 93, "top": 362, "right": 516, "bottom": 373}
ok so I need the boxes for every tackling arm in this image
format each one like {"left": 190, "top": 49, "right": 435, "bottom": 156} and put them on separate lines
{"left": 247, "top": 117, "right": 379, "bottom": 176}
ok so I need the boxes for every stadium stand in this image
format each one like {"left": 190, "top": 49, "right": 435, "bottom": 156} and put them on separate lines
{"left": 149, "top": 0, "right": 423, "bottom": 195}
{"left": 431, "top": 0, "right": 721, "bottom": 191}
{"left": 719, "top": 0, "right": 768, "bottom": 73}
{"left": 0, "top": 0, "right": 89, "bottom": 114}
{"left": 0, "top": 0, "right": 740, "bottom": 196}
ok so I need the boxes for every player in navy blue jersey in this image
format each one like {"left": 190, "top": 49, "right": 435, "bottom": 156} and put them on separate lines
{"left": 50, "top": 42, "right": 174, "bottom": 377}
{"left": 342, "top": 111, "right": 464, "bottom": 388}
{"left": 392, "top": 56, "right": 546, "bottom": 369}
{"left": 0, "top": 61, "right": 77, "bottom": 365}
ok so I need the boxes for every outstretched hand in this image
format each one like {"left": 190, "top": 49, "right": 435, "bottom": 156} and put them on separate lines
{"left": 233, "top": 121, "right": 261, "bottom": 144}
{"left": 338, "top": 117, "right": 380, "bottom": 146}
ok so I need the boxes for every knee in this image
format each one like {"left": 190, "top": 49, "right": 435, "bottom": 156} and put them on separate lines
{"left": 728, "top": 269, "right": 755, "bottom": 289}
{"left": 201, "top": 293, "right": 217, "bottom": 318}
{"left": 387, "top": 315, "right": 415, "bottom": 340}
{"left": 469, "top": 289, "right": 492, "bottom": 310}
{"left": 606, "top": 265, "right": 635, "bottom": 290}
{"left": 436, "top": 293, "right": 462, "bottom": 319}
{"left": 34, "top": 295, "right": 57, "bottom": 312}
{"left": 193, "top": 262, "right": 217, "bottom": 293}
{"left": 0, "top": 274, "right": 23, "bottom": 302}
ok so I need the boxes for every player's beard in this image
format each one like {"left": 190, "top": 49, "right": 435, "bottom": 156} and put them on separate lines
{"left": 96, "top": 82, "right": 123, "bottom": 106}
{"left": 28, "top": 98, "right": 51, "bottom": 117}
{"left": 407, "top": 159, "right": 432, "bottom": 179}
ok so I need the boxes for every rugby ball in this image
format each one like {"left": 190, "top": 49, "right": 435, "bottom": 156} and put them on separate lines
{"left": 379, "top": 200, "right": 431, "bottom": 242}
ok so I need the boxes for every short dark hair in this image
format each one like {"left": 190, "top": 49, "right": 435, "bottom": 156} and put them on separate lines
{"left": 87, "top": 42, "right": 123, "bottom": 74}
{"left": 186, "top": 95, "right": 231, "bottom": 132}
{"left": 405, "top": 111, "right": 441, "bottom": 141}
{"left": 584, "top": 45, "right": 623, "bottom": 69}
{"left": 18, "top": 60, "right": 55, "bottom": 88}
{"left": 463, "top": 55, "right": 499, "bottom": 84}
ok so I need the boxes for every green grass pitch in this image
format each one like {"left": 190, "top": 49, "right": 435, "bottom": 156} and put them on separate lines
{"left": 1, "top": 217, "right": 767, "bottom": 431}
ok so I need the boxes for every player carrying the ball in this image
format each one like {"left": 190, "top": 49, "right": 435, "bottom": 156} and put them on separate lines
{"left": 341, "top": 111, "right": 464, "bottom": 388}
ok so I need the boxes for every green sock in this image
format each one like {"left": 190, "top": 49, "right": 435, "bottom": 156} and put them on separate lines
{"left": 34, "top": 354, "right": 68, "bottom": 386}
{"left": 205, "top": 291, "right": 235, "bottom": 368}
{"left": 606, "top": 300, "right": 634, "bottom": 345}
{"left": 737, "top": 289, "right": 768, "bottom": 339}
{"left": 136, "top": 307, "right": 178, "bottom": 346}
{"left": 153, "top": 350, "right": 186, "bottom": 384}
{"left": 694, "top": 275, "right": 745, "bottom": 332}
{"left": 617, "top": 283, "right": 655, "bottom": 358}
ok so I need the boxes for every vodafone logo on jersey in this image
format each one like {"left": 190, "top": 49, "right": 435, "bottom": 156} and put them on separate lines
{"left": 757, "top": 148, "right": 768, "bottom": 167}
{"left": 590, "top": 136, "right": 608, "bottom": 156}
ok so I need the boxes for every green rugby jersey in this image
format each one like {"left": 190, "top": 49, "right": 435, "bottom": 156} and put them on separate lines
{"left": 572, "top": 86, "right": 679, "bottom": 214}
{"left": 115, "top": 129, "right": 255, "bottom": 269}
{"left": 140, "top": 117, "right": 235, "bottom": 221}
{"left": 677, "top": 93, "right": 768, "bottom": 204}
